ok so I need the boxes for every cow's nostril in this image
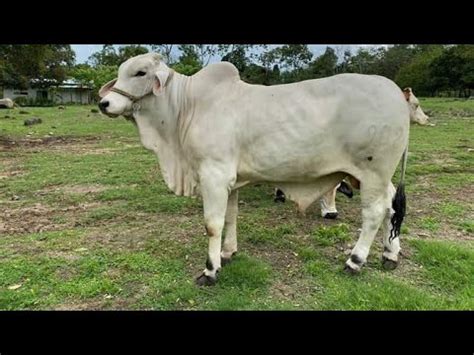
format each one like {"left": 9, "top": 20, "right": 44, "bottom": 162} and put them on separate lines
{"left": 99, "top": 101, "right": 110, "bottom": 111}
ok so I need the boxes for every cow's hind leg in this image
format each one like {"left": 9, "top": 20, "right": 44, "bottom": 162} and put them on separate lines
{"left": 344, "top": 178, "right": 391, "bottom": 274}
{"left": 381, "top": 182, "right": 404, "bottom": 270}
{"left": 221, "top": 189, "right": 238, "bottom": 266}
{"left": 195, "top": 167, "right": 233, "bottom": 286}
{"left": 320, "top": 186, "right": 339, "bottom": 219}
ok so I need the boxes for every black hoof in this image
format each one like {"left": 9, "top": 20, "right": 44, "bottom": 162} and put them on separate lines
{"left": 195, "top": 273, "right": 216, "bottom": 286}
{"left": 337, "top": 181, "right": 353, "bottom": 199}
{"left": 343, "top": 264, "right": 359, "bottom": 275}
{"left": 324, "top": 212, "right": 338, "bottom": 220}
{"left": 274, "top": 189, "right": 286, "bottom": 203}
{"left": 382, "top": 256, "right": 399, "bottom": 270}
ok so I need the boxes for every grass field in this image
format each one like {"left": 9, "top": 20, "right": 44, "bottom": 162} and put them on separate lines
{"left": 0, "top": 98, "right": 473, "bottom": 310}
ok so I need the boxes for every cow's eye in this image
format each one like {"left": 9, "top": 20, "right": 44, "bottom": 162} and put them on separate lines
{"left": 135, "top": 71, "right": 146, "bottom": 77}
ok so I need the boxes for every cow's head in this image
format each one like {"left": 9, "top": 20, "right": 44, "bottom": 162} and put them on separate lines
{"left": 403, "top": 87, "right": 430, "bottom": 125}
{"left": 98, "top": 53, "right": 171, "bottom": 117}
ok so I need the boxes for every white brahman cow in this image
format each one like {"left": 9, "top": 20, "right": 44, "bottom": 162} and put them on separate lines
{"left": 273, "top": 87, "right": 429, "bottom": 220}
{"left": 275, "top": 84, "right": 422, "bottom": 257}
{"left": 99, "top": 53, "right": 409, "bottom": 286}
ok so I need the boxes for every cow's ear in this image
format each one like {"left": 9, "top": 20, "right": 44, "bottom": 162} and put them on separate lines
{"left": 153, "top": 70, "right": 169, "bottom": 96}
{"left": 402, "top": 88, "right": 411, "bottom": 101}
{"left": 99, "top": 78, "right": 117, "bottom": 98}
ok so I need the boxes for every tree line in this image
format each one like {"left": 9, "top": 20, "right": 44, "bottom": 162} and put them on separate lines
{"left": 1, "top": 44, "right": 473, "bottom": 101}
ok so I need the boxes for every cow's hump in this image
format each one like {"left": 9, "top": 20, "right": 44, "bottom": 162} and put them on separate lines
{"left": 193, "top": 62, "right": 240, "bottom": 85}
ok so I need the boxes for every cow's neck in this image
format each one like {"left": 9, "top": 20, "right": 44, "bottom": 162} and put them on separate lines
{"left": 134, "top": 73, "right": 197, "bottom": 196}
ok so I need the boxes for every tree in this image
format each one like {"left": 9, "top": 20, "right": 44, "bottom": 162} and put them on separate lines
{"left": 308, "top": 46, "right": 338, "bottom": 78}
{"left": 88, "top": 45, "right": 149, "bottom": 67}
{"left": 454, "top": 45, "right": 474, "bottom": 97}
{"left": 335, "top": 50, "right": 353, "bottom": 74}
{"left": 221, "top": 45, "right": 250, "bottom": 72}
{"left": 177, "top": 45, "right": 218, "bottom": 66}
{"left": 150, "top": 44, "right": 175, "bottom": 64}
{"left": 395, "top": 45, "right": 444, "bottom": 96}
{"left": 0, "top": 45, "right": 75, "bottom": 89}
{"left": 345, "top": 47, "right": 379, "bottom": 74}
{"left": 372, "top": 45, "right": 417, "bottom": 80}
{"left": 172, "top": 45, "right": 203, "bottom": 75}
{"left": 69, "top": 63, "right": 118, "bottom": 100}
{"left": 88, "top": 45, "right": 119, "bottom": 67}
{"left": 429, "top": 46, "right": 466, "bottom": 96}
{"left": 275, "top": 44, "right": 313, "bottom": 71}
{"left": 117, "top": 45, "right": 149, "bottom": 62}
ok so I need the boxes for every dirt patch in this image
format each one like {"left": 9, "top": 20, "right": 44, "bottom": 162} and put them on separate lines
{"left": 46, "top": 145, "right": 120, "bottom": 155}
{"left": 0, "top": 156, "right": 23, "bottom": 180}
{"left": 44, "top": 250, "right": 81, "bottom": 261}
{"left": 0, "top": 202, "right": 102, "bottom": 235}
{"left": 0, "top": 157, "right": 25, "bottom": 180}
{"left": 0, "top": 135, "right": 100, "bottom": 151}
{"left": 52, "top": 299, "right": 106, "bottom": 310}
{"left": 83, "top": 213, "right": 199, "bottom": 251}
{"left": 39, "top": 184, "right": 110, "bottom": 195}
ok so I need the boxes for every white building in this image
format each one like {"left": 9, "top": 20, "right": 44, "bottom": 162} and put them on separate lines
{"left": 2, "top": 79, "right": 93, "bottom": 104}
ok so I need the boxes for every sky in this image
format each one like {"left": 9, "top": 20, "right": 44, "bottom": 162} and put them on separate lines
{"left": 71, "top": 44, "right": 387, "bottom": 64}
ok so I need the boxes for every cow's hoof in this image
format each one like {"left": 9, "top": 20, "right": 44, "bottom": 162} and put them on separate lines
{"left": 382, "top": 256, "right": 399, "bottom": 270}
{"left": 274, "top": 196, "right": 286, "bottom": 203}
{"left": 274, "top": 189, "right": 286, "bottom": 203}
{"left": 337, "top": 181, "right": 353, "bottom": 199}
{"left": 343, "top": 264, "right": 360, "bottom": 275}
{"left": 323, "top": 212, "right": 338, "bottom": 220}
{"left": 195, "top": 273, "right": 216, "bottom": 286}
{"left": 221, "top": 252, "right": 237, "bottom": 266}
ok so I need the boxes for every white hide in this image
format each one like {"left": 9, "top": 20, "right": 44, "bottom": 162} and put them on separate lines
{"left": 100, "top": 53, "right": 410, "bottom": 213}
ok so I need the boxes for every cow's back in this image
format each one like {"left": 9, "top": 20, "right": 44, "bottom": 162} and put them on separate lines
{"left": 230, "top": 74, "right": 410, "bottom": 183}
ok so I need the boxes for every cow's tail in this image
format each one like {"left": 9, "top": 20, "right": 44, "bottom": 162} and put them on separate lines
{"left": 389, "top": 145, "right": 408, "bottom": 243}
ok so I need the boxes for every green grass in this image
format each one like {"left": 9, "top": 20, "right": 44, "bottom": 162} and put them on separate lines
{"left": 0, "top": 100, "right": 473, "bottom": 310}
{"left": 312, "top": 223, "right": 351, "bottom": 246}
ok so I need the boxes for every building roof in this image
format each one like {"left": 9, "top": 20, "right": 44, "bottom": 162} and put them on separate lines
{"left": 28, "top": 78, "right": 93, "bottom": 89}
{"left": 57, "top": 79, "right": 93, "bottom": 89}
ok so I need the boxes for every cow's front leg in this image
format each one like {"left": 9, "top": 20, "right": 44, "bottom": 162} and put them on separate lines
{"left": 221, "top": 189, "right": 238, "bottom": 266}
{"left": 195, "top": 167, "right": 233, "bottom": 286}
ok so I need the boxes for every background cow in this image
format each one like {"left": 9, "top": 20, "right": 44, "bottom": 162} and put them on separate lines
{"left": 403, "top": 87, "right": 431, "bottom": 125}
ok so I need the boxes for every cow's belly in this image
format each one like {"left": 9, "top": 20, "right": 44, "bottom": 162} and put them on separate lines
{"left": 237, "top": 137, "right": 348, "bottom": 183}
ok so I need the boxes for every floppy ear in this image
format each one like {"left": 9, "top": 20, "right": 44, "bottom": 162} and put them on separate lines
{"left": 99, "top": 78, "right": 117, "bottom": 98}
{"left": 153, "top": 70, "right": 169, "bottom": 96}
